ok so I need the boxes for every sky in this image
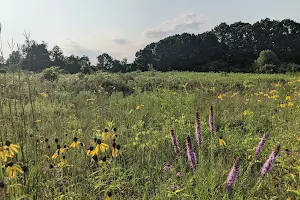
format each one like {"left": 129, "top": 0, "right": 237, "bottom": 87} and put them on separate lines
{"left": 0, "top": 0, "right": 300, "bottom": 64}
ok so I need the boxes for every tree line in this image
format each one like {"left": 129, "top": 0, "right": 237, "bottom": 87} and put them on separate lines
{"left": 1, "top": 18, "right": 300, "bottom": 74}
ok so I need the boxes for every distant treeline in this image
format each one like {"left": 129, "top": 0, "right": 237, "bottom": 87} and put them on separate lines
{"left": 1, "top": 18, "right": 300, "bottom": 74}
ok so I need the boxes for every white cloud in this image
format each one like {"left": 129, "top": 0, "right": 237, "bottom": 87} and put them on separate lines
{"left": 144, "top": 12, "right": 205, "bottom": 39}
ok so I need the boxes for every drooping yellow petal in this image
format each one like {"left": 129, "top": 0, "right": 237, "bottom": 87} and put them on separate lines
{"left": 100, "top": 143, "right": 109, "bottom": 152}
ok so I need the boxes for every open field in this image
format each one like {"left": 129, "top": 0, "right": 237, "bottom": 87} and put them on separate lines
{"left": 0, "top": 71, "right": 299, "bottom": 199}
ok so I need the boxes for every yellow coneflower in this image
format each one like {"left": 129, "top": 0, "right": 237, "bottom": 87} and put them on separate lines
{"left": 279, "top": 103, "right": 286, "bottom": 108}
{"left": 112, "top": 144, "right": 120, "bottom": 158}
{"left": 87, "top": 146, "right": 96, "bottom": 157}
{"left": 0, "top": 146, "right": 13, "bottom": 162}
{"left": 58, "top": 156, "right": 67, "bottom": 168}
{"left": 105, "top": 192, "right": 112, "bottom": 200}
{"left": 99, "top": 156, "right": 111, "bottom": 168}
{"left": 70, "top": 137, "right": 81, "bottom": 149}
{"left": 5, "top": 162, "right": 24, "bottom": 178}
{"left": 285, "top": 95, "right": 291, "bottom": 101}
{"left": 288, "top": 102, "right": 294, "bottom": 107}
{"left": 3, "top": 141, "right": 20, "bottom": 156}
{"left": 219, "top": 137, "right": 226, "bottom": 146}
{"left": 95, "top": 139, "right": 109, "bottom": 155}
{"left": 52, "top": 145, "right": 61, "bottom": 159}
{"left": 60, "top": 145, "right": 69, "bottom": 154}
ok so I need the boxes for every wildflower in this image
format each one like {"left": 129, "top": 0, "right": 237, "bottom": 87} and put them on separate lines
{"left": 106, "top": 192, "right": 112, "bottom": 200}
{"left": 52, "top": 149, "right": 60, "bottom": 159}
{"left": 261, "top": 144, "right": 280, "bottom": 176}
{"left": 170, "top": 129, "right": 180, "bottom": 154}
{"left": 288, "top": 102, "right": 294, "bottom": 107}
{"left": 95, "top": 139, "right": 109, "bottom": 155}
{"left": 70, "top": 137, "right": 81, "bottom": 149}
{"left": 163, "top": 163, "right": 173, "bottom": 171}
{"left": 58, "top": 156, "right": 67, "bottom": 168}
{"left": 186, "top": 136, "right": 196, "bottom": 169}
{"left": 5, "top": 162, "right": 24, "bottom": 178}
{"left": 279, "top": 103, "right": 286, "bottom": 108}
{"left": 112, "top": 144, "right": 120, "bottom": 157}
{"left": 225, "top": 157, "right": 240, "bottom": 191}
{"left": 0, "top": 146, "right": 13, "bottom": 162}
{"left": 195, "top": 111, "right": 203, "bottom": 148}
{"left": 255, "top": 132, "right": 270, "bottom": 156}
{"left": 60, "top": 145, "right": 69, "bottom": 153}
{"left": 87, "top": 146, "right": 96, "bottom": 157}
{"left": 209, "top": 105, "right": 215, "bottom": 135}
{"left": 219, "top": 137, "right": 226, "bottom": 146}
{"left": 218, "top": 94, "right": 223, "bottom": 100}
{"left": 285, "top": 95, "right": 291, "bottom": 101}
{"left": 176, "top": 172, "right": 183, "bottom": 177}
{"left": 243, "top": 109, "right": 254, "bottom": 116}
{"left": 136, "top": 104, "right": 144, "bottom": 110}
{"left": 40, "top": 92, "right": 48, "bottom": 97}
{"left": 92, "top": 155, "right": 98, "bottom": 162}
{"left": 34, "top": 119, "right": 41, "bottom": 123}
{"left": 3, "top": 141, "right": 20, "bottom": 156}
{"left": 99, "top": 156, "right": 111, "bottom": 168}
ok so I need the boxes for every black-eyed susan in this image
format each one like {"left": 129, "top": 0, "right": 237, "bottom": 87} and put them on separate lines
{"left": 70, "top": 137, "right": 81, "bottom": 149}
{"left": 219, "top": 137, "right": 226, "bottom": 146}
{"left": 87, "top": 146, "right": 96, "bottom": 157}
{"left": 92, "top": 155, "right": 98, "bottom": 162}
{"left": 99, "top": 156, "right": 111, "bottom": 168}
{"left": 95, "top": 139, "right": 109, "bottom": 155}
{"left": 0, "top": 146, "right": 13, "bottom": 162}
{"left": 4, "top": 141, "right": 20, "bottom": 156}
{"left": 5, "top": 162, "right": 24, "bottom": 178}
{"left": 112, "top": 144, "right": 120, "bottom": 158}
{"left": 106, "top": 191, "right": 112, "bottom": 200}
{"left": 58, "top": 156, "right": 67, "bottom": 168}
{"left": 54, "top": 138, "right": 59, "bottom": 143}
{"left": 52, "top": 145, "right": 61, "bottom": 159}
{"left": 60, "top": 145, "right": 69, "bottom": 154}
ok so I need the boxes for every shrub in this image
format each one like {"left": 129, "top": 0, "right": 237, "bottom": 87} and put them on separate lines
{"left": 41, "top": 66, "right": 61, "bottom": 81}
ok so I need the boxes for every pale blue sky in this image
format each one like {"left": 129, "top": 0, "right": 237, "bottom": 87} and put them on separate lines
{"left": 1, "top": 0, "right": 299, "bottom": 63}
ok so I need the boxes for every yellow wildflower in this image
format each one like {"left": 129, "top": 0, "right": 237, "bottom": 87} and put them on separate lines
{"left": 70, "top": 137, "right": 81, "bottom": 149}
{"left": 219, "top": 137, "right": 226, "bottom": 146}
{"left": 136, "top": 104, "right": 144, "bottom": 110}
{"left": 52, "top": 150, "right": 60, "bottom": 159}
{"left": 40, "top": 92, "right": 48, "bottom": 97}
{"left": 95, "top": 139, "right": 109, "bottom": 155}
{"left": 269, "top": 90, "right": 277, "bottom": 94}
{"left": 5, "top": 163, "right": 24, "bottom": 178}
{"left": 112, "top": 144, "right": 121, "bottom": 157}
{"left": 0, "top": 146, "right": 13, "bottom": 162}
{"left": 58, "top": 156, "right": 67, "bottom": 168}
{"left": 106, "top": 192, "right": 112, "bottom": 200}
{"left": 285, "top": 96, "right": 291, "bottom": 101}
{"left": 279, "top": 103, "right": 286, "bottom": 108}
{"left": 87, "top": 146, "right": 97, "bottom": 157}
{"left": 34, "top": 119, "right": 41, "bottom": 123}
{"left": 288, "top": 102, "right": 294, "bottom": 107}
{"left": 3, "top": 141, "right": 20, "bottom": 156}
{"left": 218, "top": 94, "right": 223, "bottom": 100}
{"left": 243, "top": 109, "right": 254, "bottom": 116}
{"left": 257, "top": 99, "right": 262, "bottom": 103}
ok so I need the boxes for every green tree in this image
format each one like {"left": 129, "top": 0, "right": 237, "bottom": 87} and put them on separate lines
{"left": 255, "top": 50, "right": 280, "bottom": 73}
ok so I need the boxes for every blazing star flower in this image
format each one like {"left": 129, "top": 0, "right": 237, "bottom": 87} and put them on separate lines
{"left": 186, "top": 136, "right": 197, "bottom": 169}
{"left": 255, "top": 132, "right": 270, "bottom": 156}
{"left": 209, "top": 105, "right": 215, "bottom": 135}
{"left": 225, "top": 157, "right": 240, "bottom": 191}
{"left": 195, "top": 111, "right": 203, "bottom": 148}
{"left": 170, "top": 129, "right": 180, "bottom": 154}
{"left": 5, "top": 162, "right": 24, "bottom": 178}
{"left": 261, "top": 144, "right": 280, "bottom": 176}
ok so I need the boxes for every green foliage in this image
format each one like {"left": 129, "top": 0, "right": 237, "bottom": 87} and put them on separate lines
{"left": 41, "top": 66, "right": 61, "bottom": 81}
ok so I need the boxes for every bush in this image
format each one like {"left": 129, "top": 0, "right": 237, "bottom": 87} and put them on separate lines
{"left": 41, "top": 66, "right": 61, "bottom": 81}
